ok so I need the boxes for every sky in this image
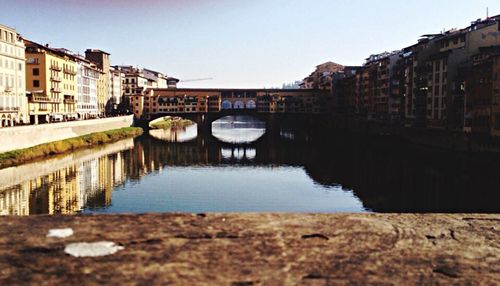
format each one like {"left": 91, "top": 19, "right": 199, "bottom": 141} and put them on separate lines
{"left": 1, "top": 0, "right": 499, "bottom": 88}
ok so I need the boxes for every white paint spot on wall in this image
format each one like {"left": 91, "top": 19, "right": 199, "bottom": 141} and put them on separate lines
{"left": 47, "top": 228, "right": 74, "bottom": 238}
{"left": 64, "top": 241, "right": 124, "bottom": 257}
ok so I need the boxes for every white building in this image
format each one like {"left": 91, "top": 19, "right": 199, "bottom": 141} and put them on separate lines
{"left": 113, "top": 66, "right": 176, "bottom": 97}
{"left": 0, "top": 24, "right": 27, "bottom": 127}
{"left": 108, "top": 66, "right": 124, "bottom": 113}
{"left": 76, "top": 59, "right": 100, "bottom": 119}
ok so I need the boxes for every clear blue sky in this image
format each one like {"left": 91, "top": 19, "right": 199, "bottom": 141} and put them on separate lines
{"left": 1, "top": 0, "right": 499, "bottom": 88}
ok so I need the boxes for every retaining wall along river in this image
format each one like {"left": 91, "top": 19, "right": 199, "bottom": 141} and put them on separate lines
{"left": 0, "top": 115, "right": 134, "bottom": 153}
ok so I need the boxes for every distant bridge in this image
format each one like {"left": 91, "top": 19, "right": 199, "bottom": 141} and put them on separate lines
{"left": 129, "top": 87, "right": 331, "bottom": 124}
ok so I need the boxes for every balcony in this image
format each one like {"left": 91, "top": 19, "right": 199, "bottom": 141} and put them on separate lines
{"left": 4, "top": 86, "right": 13, "bottom": 92}
{"left": 50, "top": 65, "right": 62, "bottom": 71}
{"left": 29, "top": 96, "right": 59, "bottom": 103}
{"left": 51, "top": 76, "right": 62, "bottom": 82}
{"left": 64, "top": 68, "right": 77, "bottom": 75}
{"left": 0, "top": 106, "right": 20, "bottom": 112}
{"left": 51, "top": 87, "right": 62, "bottom": 93}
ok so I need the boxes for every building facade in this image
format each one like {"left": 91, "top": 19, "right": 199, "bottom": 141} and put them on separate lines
{"left": 25, "top": 40, "right": 77, "bottom": 124}
{"left": 76, "top": 59, "right": 100, "bottom": 119}
{"left": 0, "top": 24, "right": 27, "bottom": 127}
{"left": 108, "top": 66, "right": 124, "bottom": 114}
{"left": 129, "top": 88, "right": 330, "bottom": 119}
{"left": 300, "top": 61, "right": 344, "bottom": 92}
{"left": 85, "top": 49, "right": 110, "bottom": 117}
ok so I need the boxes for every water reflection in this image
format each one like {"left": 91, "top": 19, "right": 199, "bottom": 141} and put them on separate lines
{"left": 221, "top": 147, "right": 257, "bottom": 161}
{"left": 0, "top": 140, "right": 133, "bottom": 215}
{"left": 149, "top": 123, "right": 198, "bottom": 143}
{"left": 280, "top": 129, "right": 295, "bottom": 140}
{"left": 1, "top": 118, "right": 500, "bottom": 215}
{"left": 212, "top": 115, "right": 266, "bottom": 143}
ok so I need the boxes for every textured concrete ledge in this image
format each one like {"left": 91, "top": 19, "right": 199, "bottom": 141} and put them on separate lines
{"left": 0, "top": 213, "right": 498, "bottom": 285}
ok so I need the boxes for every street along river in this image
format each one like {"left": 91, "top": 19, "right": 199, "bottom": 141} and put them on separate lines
{"left": 1, "top": 115, "right": 499, "bottom": 215}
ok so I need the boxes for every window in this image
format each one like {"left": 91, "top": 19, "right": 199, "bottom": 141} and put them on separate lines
{"left": 33, "top": 80, "right": 40, "bottom": 87}
{"left": 33, "top": 68, "right": 39, "bottom": 76}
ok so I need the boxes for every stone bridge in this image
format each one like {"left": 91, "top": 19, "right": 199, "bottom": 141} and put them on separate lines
{"left": 139, "top": 109, "right": 275, "bottom": 134}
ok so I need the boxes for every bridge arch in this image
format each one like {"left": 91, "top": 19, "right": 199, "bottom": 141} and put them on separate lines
{"left": 221, "top": 100, "right": 232, "bottom": 110}
{"left": 245, "top": 100, "right": 256, "bottom": 109}
{"left": 233, "top": 101, "right": 245, "bottom": 109}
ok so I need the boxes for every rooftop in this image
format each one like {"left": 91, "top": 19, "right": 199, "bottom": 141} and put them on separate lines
{"left": 85, "top": 48, "right": 110, "bottom": 55}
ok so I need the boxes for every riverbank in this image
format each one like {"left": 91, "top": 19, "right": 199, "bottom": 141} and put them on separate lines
{"left": 0, "top": 115, "right": 134, "bottom": 153}
{"left": 0, "top": 213, "right": 497, "bottom": 284}
{"left": 0, "top": 127, "right": 142, "bottom": 169}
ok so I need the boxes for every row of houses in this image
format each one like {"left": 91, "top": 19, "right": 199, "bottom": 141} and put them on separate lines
{"left": 131, "top": 88, "right": 330, "bottom": 119}
{"left": 303, "top": 15, "right": 500, "bottom": 137}
{"left": 0, "top": 24, "right": 179, "bottom": 127}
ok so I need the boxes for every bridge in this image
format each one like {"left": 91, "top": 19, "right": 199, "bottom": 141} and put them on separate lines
{"left": 131, "top": 88, "right": 330, "bottom": 121}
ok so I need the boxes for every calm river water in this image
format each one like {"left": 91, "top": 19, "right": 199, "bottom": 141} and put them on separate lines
{"left": 1, "top": 115, "right": 499, "bottom": 215}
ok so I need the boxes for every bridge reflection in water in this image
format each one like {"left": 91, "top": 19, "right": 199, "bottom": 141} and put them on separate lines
{"left": 1, "top": 115, "right": 500, "bottom": 215}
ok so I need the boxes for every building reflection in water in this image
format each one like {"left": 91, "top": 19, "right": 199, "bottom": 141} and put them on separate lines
{"left": 2, "top": 116, "right": 500, "bottom": 214}
{"left": 0, "top": 140, "right": 133, "bottom": 215}
{"left": 221, "top": 148, "right": 256, "bottom": 161}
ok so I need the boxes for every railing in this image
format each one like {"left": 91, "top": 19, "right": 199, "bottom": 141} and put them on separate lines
{"left": 50, "top": 65, "right": 62, "bottom": 71}
{"left": 64, "top": 68, "right": 77, "bottom": 75}
{"left": 30, "top": 96, "right": 59, "bottom": 103}
{"left": 51, "top": 76, "right": 62, "bottom": 82}
{"left": 51, "top": 87, "right": 62, "bottom": 93}
{"left": 64, "top": 99, "right": 76, "bottom": 104}
{"left": 0, "top": 107, "right": 20, "bottom": 112}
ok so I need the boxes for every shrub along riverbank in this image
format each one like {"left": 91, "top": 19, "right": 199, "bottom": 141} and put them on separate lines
{"left": 0, "top": 127, "right": 143, "bottom": 169}
{"left": 149, "top": 117, "right": 194, "bottom": 130}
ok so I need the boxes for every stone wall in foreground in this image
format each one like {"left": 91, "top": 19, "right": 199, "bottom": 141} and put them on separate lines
{"left": 0, "top": 213, "right": 497, "bottom": 285}
{"left": 0, "top": 115, "right": 134, "bottom": 153}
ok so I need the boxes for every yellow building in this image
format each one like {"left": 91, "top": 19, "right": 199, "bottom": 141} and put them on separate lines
{"left": 24, "top": 40, "right": 77, "bottom": 124}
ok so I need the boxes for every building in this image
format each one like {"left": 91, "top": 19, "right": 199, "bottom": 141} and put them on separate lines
{"left": 54, "top": 48, "right": 102, "bottom": 120}
{"left": 24, "top": 40, "right": 78, "bottom": 124}
{"left": 116, "top": 65, "right": 178, "bottom": 115}
{"left": 0, "top": 24, "right": 27, "bottom": 127}
{"left": 108, "top": 66, "right": 124, "bottom": 114}
{"left": 331, "top": 67, "right": 360, "bottom": 114}
{"left": 358, "top": 51, "right": 403, "bottom": 121}
{"left": 76, "top": 58, "right": 100, "bottom": 119}
{"left": 459, "top": 46, "right": 500, "bottom": 136}
{"left": 85, "top": 49, "right": 110, "bottom": 117}
{"left": 130, "top": 88, "right": 330, "bottom": 119}
{"left": 408, "top": 16, "right": 500, "bottom": 130}
{"left": 325, "top": 14, "right": 500, "bottom": 130}
{"left": 115, "top": 66, "right": 175, "bottom": 97}
{"left": 300, "top": 62, "right": 344, "bottom": 92}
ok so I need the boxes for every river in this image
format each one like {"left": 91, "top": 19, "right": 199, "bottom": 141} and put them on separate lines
{"left": 1, "top": 115, "right": 499, "bottom": 215}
